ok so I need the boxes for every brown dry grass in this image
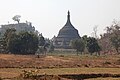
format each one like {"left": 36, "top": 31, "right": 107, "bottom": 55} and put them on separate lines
{"left": 85, "top": 77, "right": 120, "bottom": 80}
{"left": 0, "top": 53, "right": 120, "bottom": 79}
{"left": 0, "top": 68, "right": 120, "bottom": 79}
{"left": 0, "top": 53, "right": 120, "bottom": 68}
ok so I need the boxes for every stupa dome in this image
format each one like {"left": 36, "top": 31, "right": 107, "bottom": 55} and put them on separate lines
{"left": 58, "top": 11, "right": 80, "bottom": 38}
{"left": 53, "top": 11, "right": 80, "bottom": 49}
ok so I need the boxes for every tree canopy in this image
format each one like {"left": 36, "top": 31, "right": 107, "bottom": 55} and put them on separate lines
{"left": 109, "top": 24, "right": 120, "bottom": 54}
{"left": 12, "top": 15, "right": 21, "bottom": 23}
{"left": 71, "top": 38, "right": 85, "bottom": 55}
{"left": 1, "top": 29, "right": 39, "bottom": 54}
{"left": 87, "top": 37, "right": 101, "bottom": 55}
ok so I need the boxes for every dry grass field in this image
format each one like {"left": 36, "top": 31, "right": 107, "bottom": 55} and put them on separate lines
{"left": 0, "top": 53, "right": 120, "bottom": 68}
{"left": 0, "top": 53, "right": 120, "bottom": 79}
{"left": 0, "top": 68, "right": 120, "bottom": 79}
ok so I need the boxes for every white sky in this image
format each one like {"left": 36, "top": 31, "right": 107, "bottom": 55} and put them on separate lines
{"left": 0, "top": 0, "right": 120, "bottom": 38}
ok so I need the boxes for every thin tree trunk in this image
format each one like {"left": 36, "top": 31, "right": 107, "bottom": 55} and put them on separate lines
{"left": 77, "top": 51, "right": 78, "bottom": 55}
{"left": 81, "top": 52, "right": 82, "bottom": 55}
{"left": 116, "top": 48, "right": 119, "bottom": 54}
{"left": 90, "top": 52, "right": 92, "bottom": 55}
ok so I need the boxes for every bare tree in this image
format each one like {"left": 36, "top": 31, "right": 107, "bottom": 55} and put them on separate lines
{"left": 92, "top": 25, "right": 98, "bottom": 39}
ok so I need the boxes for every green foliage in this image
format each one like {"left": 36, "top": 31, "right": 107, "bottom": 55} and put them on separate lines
{"left": 86, "top": 37, "right": 101, "bottom": 55}
{"left": 39, "top": 34, "right": 45, "bottom": 46}
{"left": 71, "top": 39, "right": 85, "bottom": 54}
{"left": 109, "top": 24, "right": 120, "bottom": 54}
{"left": 82, "top": 35, "right": 88, "bottom": 43}
{"left": 36, "top": 34, "right": 52, "bottom": 56}
{"left": 37, "top": 46, "right": 45, "bottom": 54}
{"left": 0, "top": 38, "right": 6, "bottom": 53}
{"left": 1, "top": 28, "right": 16, "bottom": 53}
{"left": 36, "top": 43, "right": 50, "bottom": 56}
{"left": 1, "top": 29, "right": 39, "bottom": 54}
{"left": 48, "top": 43, "right": 54, "bottom": 52}
{"left": 110, "top": 35, "right": 120, "bottom": 54}
{"left": 12, "top": 15, "right": 21, "bottom": 23}
{"left": 9, "top": 31, "right": 39, "bottom": 54}
{"left": 70, "top": 36, "right": 101, "bottom": 55}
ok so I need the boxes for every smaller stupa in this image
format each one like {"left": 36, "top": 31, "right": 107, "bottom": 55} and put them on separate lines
{"left": 53, "top": 11, "right": 80, "bottom": 49}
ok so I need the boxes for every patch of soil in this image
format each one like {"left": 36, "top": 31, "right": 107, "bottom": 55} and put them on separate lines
{"left": 0, "top": 54, "right": 120, "bottom": 68}
{"left": 14, "top": 74, "right": 120, "bottom": 80}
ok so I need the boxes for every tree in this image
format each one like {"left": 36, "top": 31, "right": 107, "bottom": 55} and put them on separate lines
{"left": 99, "top": 20, "right": 120, "bottom": 54}
{"left": 7, "top": 31, "right": 39, "bottom": 54}
{"left": 0, "top": 38, "right": 6, "bottom": 53}
{"left": 39, "top": 34, "right": 45, "bottom": 46}
{"left": 87, "top": 37, "right": 101, "bottom": 55}
{"left": 82, "top": 35, "right": 89, "bottom": 54}
{"left": 71, "top": 39, "right": 85, "bottom": 55}
{"left": 110, "top": 35, "right": 120, "bottom": 54}
{"left": 36, "top": 34, "right": 51, "bottom": 56}
{"left": 12, "top": 15, "right": 21, "bottom": 23}
{"left": 92, "top": 25, "right": 98, "bottom": 38}
{"left": 2, "top": 28, "right": 16, "bottom": 53}
{"left": 109, "top": 24, "right": 120, "bottom": 54}
{"left": 48, "top": 42, "right": 54, "bottom": 52}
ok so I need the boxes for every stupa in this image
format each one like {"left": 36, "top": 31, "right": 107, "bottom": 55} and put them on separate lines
{"left": 53, "top": 11, "right": 80, "bottom": 49}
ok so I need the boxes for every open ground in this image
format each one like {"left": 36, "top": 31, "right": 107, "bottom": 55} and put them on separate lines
{"left": 0, "top": 52, "right": 120, "bottom": 79}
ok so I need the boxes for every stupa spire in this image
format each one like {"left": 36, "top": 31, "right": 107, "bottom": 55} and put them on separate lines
{"left": 68, "top": 10, "right": 70, "bottom": 19}
{"left": 65, "top": 10, "right": 72, "bottom": 27}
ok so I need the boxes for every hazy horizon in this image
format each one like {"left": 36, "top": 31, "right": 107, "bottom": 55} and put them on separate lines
{"left": 0, "top": 0, "right": 120, "bottom": 39}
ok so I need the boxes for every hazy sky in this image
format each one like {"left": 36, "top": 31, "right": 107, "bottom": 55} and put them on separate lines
{"left": 0, "top": 0, "right": 120, "bottom": 38}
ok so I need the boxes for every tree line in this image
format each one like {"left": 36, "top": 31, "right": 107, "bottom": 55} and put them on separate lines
{"left": 99, "top": 21, "right": 120, "bottom": 54}
{"left": 0, "top": 28, "right": 54, "bottom": 55}
{"left": 71, "top": 21, "right": 120, "bottom": 55}
{"left": 71, "top": 35, "right": 101, "bottom": 55}
{"left": 0, "top": 20, "right": 119, "bottom": 55}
